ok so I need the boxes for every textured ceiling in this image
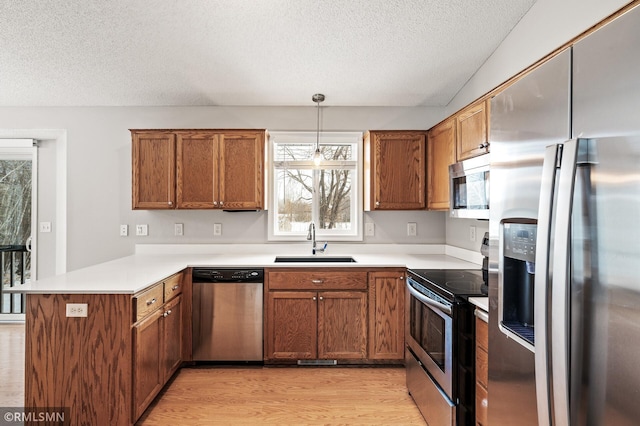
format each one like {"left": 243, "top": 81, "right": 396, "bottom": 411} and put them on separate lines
{"left": 0, "top": 0, "right": 536, "bottom": 107}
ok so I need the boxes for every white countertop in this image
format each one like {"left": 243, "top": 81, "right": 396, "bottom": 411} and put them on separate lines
{"left": 14, "top": 244, "right": 481, "bottom": 294}
{"left": 469, "top": 296, "right": 489, "bottom": 312}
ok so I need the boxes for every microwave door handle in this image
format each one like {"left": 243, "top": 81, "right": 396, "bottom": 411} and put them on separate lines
{"left": 406, "top": 280, "right": 452, "bottom": 315}
{"left": 534, "top": 144, "right": 563, "bottom": 426}
{"left": 551, "top": 139, "right": 580, "bottom": 426}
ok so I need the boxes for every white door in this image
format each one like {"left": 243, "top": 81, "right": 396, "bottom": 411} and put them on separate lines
{"left": 0, "top": 139, "right": 36, "bottom": 321}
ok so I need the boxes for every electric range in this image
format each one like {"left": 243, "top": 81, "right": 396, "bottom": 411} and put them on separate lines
{"left": 405, "top": 268, "right": 486, "bottom": 425}
{"left": 407, "top": 269, "right": 487, "bottom": 302}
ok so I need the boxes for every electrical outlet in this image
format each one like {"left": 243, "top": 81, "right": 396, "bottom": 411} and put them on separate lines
{"left": 213, "top": 223, "right": 222, "bottom": 236}
{"left": 365, "top": 223, "right": 375, "bottom": 236}
{"left": 39, "top": 222, "right": 52, "bottom": 233}
{"left": 66, "top": 303, "right": 88, "bottom": 317}
{"left": 120, "top": 224, "right": 128, "bottom": 237}
{"left": 407, "top": 222, "right": 417, "bottom": 236}
{"left": 470, "top": 226, "right": 477, "bottom": 242}
{"left": 174, "top": 223, "right": 184, "bottom": 236}
{"left": 136, "top": 224, "right": 148, "bottom": 236}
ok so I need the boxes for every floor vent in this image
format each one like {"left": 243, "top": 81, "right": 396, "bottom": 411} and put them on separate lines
{"left": 297, "top": 360, "right": 337, "bottom": 366}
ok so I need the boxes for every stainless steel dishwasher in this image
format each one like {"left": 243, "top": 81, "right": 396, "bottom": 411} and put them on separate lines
{"left": 192, "top": 268, "right": 263, "bottom": 361}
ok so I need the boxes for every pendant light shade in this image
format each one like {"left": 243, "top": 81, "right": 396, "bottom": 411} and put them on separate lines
{"left": 312, "top": 93, "right": 324, "bottom": 166}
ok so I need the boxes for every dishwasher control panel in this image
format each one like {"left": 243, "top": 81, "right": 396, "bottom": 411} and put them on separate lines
{"left": 192, "top": 268, "right": 264, "bottom": 283}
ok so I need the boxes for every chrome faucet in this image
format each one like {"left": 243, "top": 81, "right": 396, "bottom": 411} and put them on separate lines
{"left": 306, "top": 222, "right": 327, "bottom": 255}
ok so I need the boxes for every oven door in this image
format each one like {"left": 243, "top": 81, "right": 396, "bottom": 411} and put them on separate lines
{"left": 406, "top": 277, "right": 454, "bottom": 399}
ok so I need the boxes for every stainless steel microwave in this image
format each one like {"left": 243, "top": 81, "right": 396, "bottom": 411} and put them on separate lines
{"left": 449, "top": 155, "right": 490, "bottom": 219}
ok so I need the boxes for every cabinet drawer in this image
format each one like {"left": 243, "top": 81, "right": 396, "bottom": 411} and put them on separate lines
{"left": 163, "top": 272, "right": 183, "bottom": 302}
{"left": 476, "top": 316, "right": 488, "bottom": 352}
{"left": 268, "top": 270, "right": 367, "bottom": 290}
{"left": 476, "top": 381, "right": 488, "bottom": 425}
{"left": 134, "top": 283, "right": 164, "bottom": 322}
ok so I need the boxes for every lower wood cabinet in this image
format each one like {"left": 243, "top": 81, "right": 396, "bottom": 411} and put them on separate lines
{"left": 264, "top": 268, "right": 404, "bottom": 363}
{"left": 476, "top": 314, "right": 489, "bottom": 426}
{"left": 133, "top": 291, "right": 183, "bottom": 420}
{"left": 23, "top": 270, "right": 186, "bottom": 426}
{"left": 368, "top": 270, "right": 405, "bottom": 360}
{"left": 133, "top": 307, "right": 164, "bottom": 419}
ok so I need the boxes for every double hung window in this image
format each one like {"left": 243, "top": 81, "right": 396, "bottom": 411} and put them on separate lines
{"left": 269, "top": 132, "right": 362, "bottom": 241}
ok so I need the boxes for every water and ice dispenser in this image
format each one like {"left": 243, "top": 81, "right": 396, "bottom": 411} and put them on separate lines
{"left": 499, "top": 222, "right": 537, "bottom": 350}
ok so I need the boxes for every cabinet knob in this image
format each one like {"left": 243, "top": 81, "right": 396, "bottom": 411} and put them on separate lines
{"left": 220, "top": 201, "right": 224, "bottom": 206}
{"left": 146, "top": 298, "right": 157, "bottom": 306}
{"left": 168, "top": 201, "right": 173, "bottom": 206}
{"left": 375, "top": 201, "right": 380, "bottom": 206}
{"left": 213, "top": 201, "right": 218, "bottom": 206}
{"left": 172, "top": 285, "right": 179, "bottom": 290}
{"left": 311, "top": 279, "right": 324, "bottom": 284}
{"left": 167, "top": 309, "right": 172, "bottom": 315}
{"left": 163, "top": 312, "right": 169, "bottom": 317}
{"left": 399, "top": 276, "right": 404, "bottom": 280}
{"left": 319, "top": 296, "right": 324, "bottom": 301}
{"left": 312, "top": 296, "right": 317, "bottom": 301}
{"left": 478, "top": 143, "right": 485, "bottom": 149}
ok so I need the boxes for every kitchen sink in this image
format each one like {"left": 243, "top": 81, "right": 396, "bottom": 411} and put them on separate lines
{"left": 274, "top": 256, "right": 357, "bottom": 263}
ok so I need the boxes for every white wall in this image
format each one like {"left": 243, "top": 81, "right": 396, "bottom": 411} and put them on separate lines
{"left": 446, "top": 0, "right": 632, "bottom": 113}
{"left": 0, "top": 106, "right": 444, "bottom": 274}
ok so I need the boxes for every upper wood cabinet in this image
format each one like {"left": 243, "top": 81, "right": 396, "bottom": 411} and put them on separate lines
{"left": 456, "top": 100, "right": 489, "bottom": 161}
{"left": 427, "top": 117, "right": 456, "bottom": 210}
{"left": 132, "top": 131, "right": 176, "bottom": 209}
{"left": 364, "top": 130, "right": 427, "bottom": 210}
{"left": 132, "top": 129, "right": 265, "bottom": 210}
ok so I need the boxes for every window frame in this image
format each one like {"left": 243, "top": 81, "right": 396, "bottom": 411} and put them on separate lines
{"left": 267, "top": 131, "right": 363, "bottom": 242}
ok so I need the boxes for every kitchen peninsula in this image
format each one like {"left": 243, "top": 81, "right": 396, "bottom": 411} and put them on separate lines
{"left": 17, "top": 244, "right": 480, "bottom": 425}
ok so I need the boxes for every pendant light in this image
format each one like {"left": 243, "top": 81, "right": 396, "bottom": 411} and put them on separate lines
{"left": 311, "top": 93, "right": 325, "bottom": 166}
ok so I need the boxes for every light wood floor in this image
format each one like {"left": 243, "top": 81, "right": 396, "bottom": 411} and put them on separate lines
{"left": 138, "top": 366, "right": 426, "bottom": 425}
{"left": 0, "top": 323, "right": 25, "bottom": 407}
{"left": 0, "top": 325, "right": 425, "bottom": 425}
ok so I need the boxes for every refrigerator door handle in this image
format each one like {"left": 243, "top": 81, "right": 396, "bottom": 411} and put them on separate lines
{"left": 534, "top": 144, "right": 562, "bottom": 426}
{"left": 551, "top": 138, "right": 580, "bottom": 426}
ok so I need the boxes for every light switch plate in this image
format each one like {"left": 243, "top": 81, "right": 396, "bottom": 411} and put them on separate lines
{"left": 136, "top": 224, "right": 148, "bottom": 236}
{"left": 120, "top": 224, "right": 128, "bottom": 237}
{"left": 407, "top": 222, "right": 417, "bottom": 236}
{"left": 39, "top": 222, "right": 52, "bottom": 233}
{"left": 470, "top": 226, "right": 477, "bottom": 242}
{"left": 66, "top": 303, "right": 88, "bottom": 317}
{"left": 213, "top": 223, "right": 222, "bottom": 236}
{"left": 174, "top": 223, "right": 184, "bottom": 236}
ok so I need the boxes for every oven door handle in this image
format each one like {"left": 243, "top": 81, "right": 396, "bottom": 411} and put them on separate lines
{"left": 406, "top": 280, "right": 452, "bottom": 315}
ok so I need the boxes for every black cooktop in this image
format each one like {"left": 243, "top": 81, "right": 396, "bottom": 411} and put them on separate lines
{"left": 408, "top": 269, "right": 487, "bottom": 301}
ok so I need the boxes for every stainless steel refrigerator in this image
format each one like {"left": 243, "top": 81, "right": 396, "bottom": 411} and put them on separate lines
{"left": 488, "top": 5, "right": 640, "bottom": 425}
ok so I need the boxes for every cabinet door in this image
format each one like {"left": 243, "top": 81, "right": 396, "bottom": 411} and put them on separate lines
{"left": 367, "top": 131, "right": 427, "bottom": 210}
{"left": 132, "top": 308, "right": 163, "bottom": 420}
{"left": 162, "top": 295, "right": 182, "bottom": 382}
{"left": 266, "top": 291, "right": 317, "bottom": 359}
{"left": 456, "top": 100, "right": 489, "bottom": 161}
{"left": 318, "top": 291, "right": 368, "bottom": 359}
{"left": 368, "top": 271, "right": 405, "bottom": 360}
{"left": 218, "top": 131, "right": 265, "bottom": 210}
{"left": 132, "top": 131, "right": 176, "bottom": 209}
{"left": 176, "top": 132, "right": 219, "bottom": 208}
{"left": 428, "top": 118, "right": 456, "bottom": 210}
